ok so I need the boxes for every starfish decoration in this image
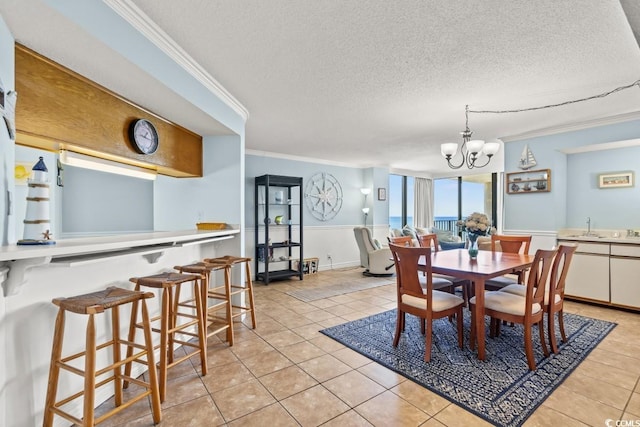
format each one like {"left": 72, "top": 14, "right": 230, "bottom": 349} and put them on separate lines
{"left": 42, "top": 229, "right": 52, "bottom": 240}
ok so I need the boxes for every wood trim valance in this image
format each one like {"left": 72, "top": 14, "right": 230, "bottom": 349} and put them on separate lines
{"left": 15, "top": 45, "right": 202, "bottom": 177}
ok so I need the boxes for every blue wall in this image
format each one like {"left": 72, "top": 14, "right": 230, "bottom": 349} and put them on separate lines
{"left": 0, "top": 15, "right": 14, "bottom": 245}
{"left": 567, "top": 146, "right": 640, "bottom": 230}
{"left": 505, "top": 119, "right": 640, "bottom": 231}
{"left": 245, "top": 154, "right": 389, "bottom": 227}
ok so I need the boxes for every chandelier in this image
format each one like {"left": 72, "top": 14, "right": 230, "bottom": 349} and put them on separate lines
{"left": 440, "top": 105, "right": 499, "bottom": 169}
{"left": 440, "top": 78, "right": 640, "bottom": 169}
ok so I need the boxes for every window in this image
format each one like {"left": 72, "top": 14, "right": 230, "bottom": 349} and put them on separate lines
{"left": 433, "top": 178, "right": 459, "bottom": 232}
{"left": 388, "top": 174, "right": 414, "bottom": 229}
{"left": 434, "top": 173, "right": 496, "bottom": 236}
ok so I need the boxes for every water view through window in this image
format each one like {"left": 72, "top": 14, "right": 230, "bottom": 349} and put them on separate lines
{"left": 389, "top": 173, "right": 494, "bottom": 233}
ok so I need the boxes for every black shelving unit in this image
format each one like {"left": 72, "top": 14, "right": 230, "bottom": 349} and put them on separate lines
{"left": 254, "top": 174, "right": 304, "bottom": 284}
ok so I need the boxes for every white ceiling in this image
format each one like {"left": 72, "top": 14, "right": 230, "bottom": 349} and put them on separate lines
{"left": 1, "top": 0, "right": 640, "bottom": 176}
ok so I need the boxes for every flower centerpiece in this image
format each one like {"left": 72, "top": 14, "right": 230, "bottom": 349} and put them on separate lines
{"left": 457, "top": 212, "right": 493, "bottom": 259}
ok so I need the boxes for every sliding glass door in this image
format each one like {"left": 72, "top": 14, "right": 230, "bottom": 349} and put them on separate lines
{"left": 434, "top": 173, "right": 496, "bottom": 236}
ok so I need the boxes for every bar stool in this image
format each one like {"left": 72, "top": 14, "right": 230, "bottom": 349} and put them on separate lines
{"left": 126, "top": 272, "right": 207, "bottom": 402}
{"left": 204, "top": 255, "right": 257, "bottom": 329}
{"left": 43, "top": 287, "right": 161, "bottom": 427}
{"left": 174, "top": 262, "right": 234, "bottom": 346}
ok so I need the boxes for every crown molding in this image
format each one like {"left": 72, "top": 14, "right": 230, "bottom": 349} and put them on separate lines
{"left": 500, "top": 110, "right": 640, "bottom": 143}
{"left": 104, "top": 0, "right": 249, "bottom": 121}
{"left": 245, "top": 149, "right": 377, "bottom": 169}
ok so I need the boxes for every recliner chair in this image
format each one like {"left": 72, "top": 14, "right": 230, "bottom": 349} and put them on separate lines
{"left": 353, "top": 227, "right": 395, "bottom": 276}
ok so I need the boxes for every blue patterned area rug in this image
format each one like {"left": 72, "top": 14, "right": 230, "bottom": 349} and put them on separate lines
{"left": 321, "top": 309, "right": 615, "bottom": 427}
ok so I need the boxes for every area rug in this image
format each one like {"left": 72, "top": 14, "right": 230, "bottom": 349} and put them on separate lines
{"left": 321, "top": 309, "right": 615, "bottom": 427}
{"left": 286, "top": 278, "right": 393, "bottom": 302}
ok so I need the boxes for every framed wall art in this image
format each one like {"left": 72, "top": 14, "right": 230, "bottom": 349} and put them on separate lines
{"left": 598, "top": 171, "right": 634, "bottom": 189}
{"left": 377, "top": 187, "right": 386, "bottom": 201}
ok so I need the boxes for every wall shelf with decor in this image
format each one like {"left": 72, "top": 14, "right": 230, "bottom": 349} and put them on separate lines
{"left": 254, "top": 174, "right": 304, "bottom": 284}
{"left": 506, "top": 169, "right": 551, "bottom": 194}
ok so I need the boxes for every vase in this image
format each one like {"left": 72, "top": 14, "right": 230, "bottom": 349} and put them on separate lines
{"left": 467, "top": 234, "right": 479, "bottom": 259}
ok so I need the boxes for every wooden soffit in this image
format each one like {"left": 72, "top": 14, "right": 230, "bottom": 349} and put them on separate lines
{"left": 14, "top": 44, "right": 202, "bottom": 177}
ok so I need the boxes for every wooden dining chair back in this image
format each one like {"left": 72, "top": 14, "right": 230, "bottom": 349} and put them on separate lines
{"left": 546, "top": 244, "right": 577, "bottom": 353}
{"left": 417, "top": 233, "right": 439, "bottom": 251}
{"left": 485, "top": 234, "right": 533, "bottom": 290}
{"left": 491, "top": 234, "right": 532, "bottom": 254}
{"left": 389, "top": 244, "right": 464, "bottom": 362}
{"left": 469, "top": 248, "right": 557, "bottom": 370}
{"left": 418, "top": 233, "right": 471, "bottom": 305}
{"left": 388, "top": 235, "right": 414, "bottom": 247}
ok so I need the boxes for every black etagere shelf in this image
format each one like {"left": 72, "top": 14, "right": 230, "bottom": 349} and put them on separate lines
{"left": 254, "top": 174, "right": 303, "bottom": 284}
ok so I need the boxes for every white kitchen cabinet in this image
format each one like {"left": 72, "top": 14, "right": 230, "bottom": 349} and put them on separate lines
{"left": 610, "top": 244, "right": 640, "bottom": 309}
{"left": 564, "top": 250, "right": 610, "bottom": 302}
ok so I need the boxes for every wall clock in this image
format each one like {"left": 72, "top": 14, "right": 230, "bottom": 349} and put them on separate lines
{"left": 128, "top": 119, "right": 159, "bottom": 155}
{"left": 305, "top": 172, "right": 343, "bottom": 221}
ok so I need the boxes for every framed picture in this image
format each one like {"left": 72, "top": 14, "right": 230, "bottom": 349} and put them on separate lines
{"left": 598, "top": 171, "right": 634, "bottom": 189}
{"left": 377, "top": 187, "right": 386, "bottom": 201}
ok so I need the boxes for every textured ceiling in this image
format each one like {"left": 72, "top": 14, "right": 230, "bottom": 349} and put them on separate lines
{"left": 2, "top": 0, "right": 640, "bottom": 175}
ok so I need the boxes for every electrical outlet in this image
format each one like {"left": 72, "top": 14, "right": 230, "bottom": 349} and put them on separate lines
{"left": 327, "top": 254, "right": 332, "bottom": 260}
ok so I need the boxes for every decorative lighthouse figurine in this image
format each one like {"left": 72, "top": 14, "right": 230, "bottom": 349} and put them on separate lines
{"left": 17, "top": 156, "right": 55, "bottom": 245}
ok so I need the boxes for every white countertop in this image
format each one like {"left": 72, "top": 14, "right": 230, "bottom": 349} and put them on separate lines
{"left": 0, "top": 229, "right": 240, "bottom": 261}
{"left": 557, "top": 233, "right": 640, "bottom": 245}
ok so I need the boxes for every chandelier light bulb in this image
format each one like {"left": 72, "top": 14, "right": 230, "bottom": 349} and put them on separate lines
{"left": 467, "top": 139, "right": 485, "bottom": 154}
{"left": 482, "top": 141, "right": 500, "bottom": 156}
{"left": 441, "top": 143, "right": 458, "bottom": 157}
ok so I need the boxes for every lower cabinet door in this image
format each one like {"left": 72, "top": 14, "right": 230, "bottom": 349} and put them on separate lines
{"left": 564, "top": 253, "right": 610, "bottom": 302}
{"left": 610, "top": 256, "right": 640, "bottom": 309}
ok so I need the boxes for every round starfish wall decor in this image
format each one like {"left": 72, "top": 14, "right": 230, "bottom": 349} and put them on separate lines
{"left": 304, "top": 172, "right": 343, "bottom": 221}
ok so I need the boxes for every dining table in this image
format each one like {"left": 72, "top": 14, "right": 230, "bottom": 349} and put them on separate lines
{"left": 420, "top": 248, "right": 534, "bottom": 361}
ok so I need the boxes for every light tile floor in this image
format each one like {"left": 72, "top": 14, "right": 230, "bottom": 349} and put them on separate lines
{"left": 96, "top": 267, "right": 640, "bottom": 426}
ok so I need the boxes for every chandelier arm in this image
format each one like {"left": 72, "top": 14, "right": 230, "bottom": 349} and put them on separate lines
{"left": 469, "top": 154, "right": 492, "bottom": 169}
{"left": 445, "top": 154, "right": 465, "bottom": 169}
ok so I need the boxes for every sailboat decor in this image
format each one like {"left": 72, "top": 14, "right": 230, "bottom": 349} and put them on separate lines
{"left": 518, "top": 144, "right": 537, "bottom": 170}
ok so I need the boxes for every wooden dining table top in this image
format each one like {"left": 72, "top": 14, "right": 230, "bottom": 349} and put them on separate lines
{"left": 424, "top": 249, "right": 535, "bottom": 278}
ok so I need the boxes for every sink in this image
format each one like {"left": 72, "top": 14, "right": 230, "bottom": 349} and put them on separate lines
{"left": 581, "top": 232, "right": 602, "bottom": 238}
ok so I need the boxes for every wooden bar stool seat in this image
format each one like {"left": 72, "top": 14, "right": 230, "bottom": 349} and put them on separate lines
{"left": 204, "top": 255, "right": 257, "bottom": 329}
{"left": 126, "top": 272, "right": 207, "bottom": 402}
{"left": 43, "top": 287, "right": 161, "bottom": 427}
{"left": 175, "top": 262, "right": 234, "bottom": 346}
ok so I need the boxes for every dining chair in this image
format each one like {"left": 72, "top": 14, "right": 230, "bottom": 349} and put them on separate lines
{"left": 469, "top": 248, "right": 557, "bottom": 370}
{"left": 498, "top": 244, "right": 577, "bottom": 354}
{"left": 417, "top": 233, "right": 471, "bottom": 305}
{"left": 388, "top": 235, "right": 414, "bottom": 246}
{"left": 389, "top": 244, "right": 464, "bottom": 362}
{"left": 484, "top": 234, "right": 532, "bottom": 291}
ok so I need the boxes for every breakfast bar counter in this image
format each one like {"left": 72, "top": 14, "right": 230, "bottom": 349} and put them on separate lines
{"left": 0, "top": 229, "right": 240, "bottom": 296}
{"left": 0, "top": 228, "right": 242, "bottom": 427}
{"left": 0, "top": 228, "right": 239, "bottom": 261}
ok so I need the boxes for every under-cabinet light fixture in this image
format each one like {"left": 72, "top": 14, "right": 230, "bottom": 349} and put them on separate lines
{"left": 59, "top": 150, "right": 157, "bottom": 181}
